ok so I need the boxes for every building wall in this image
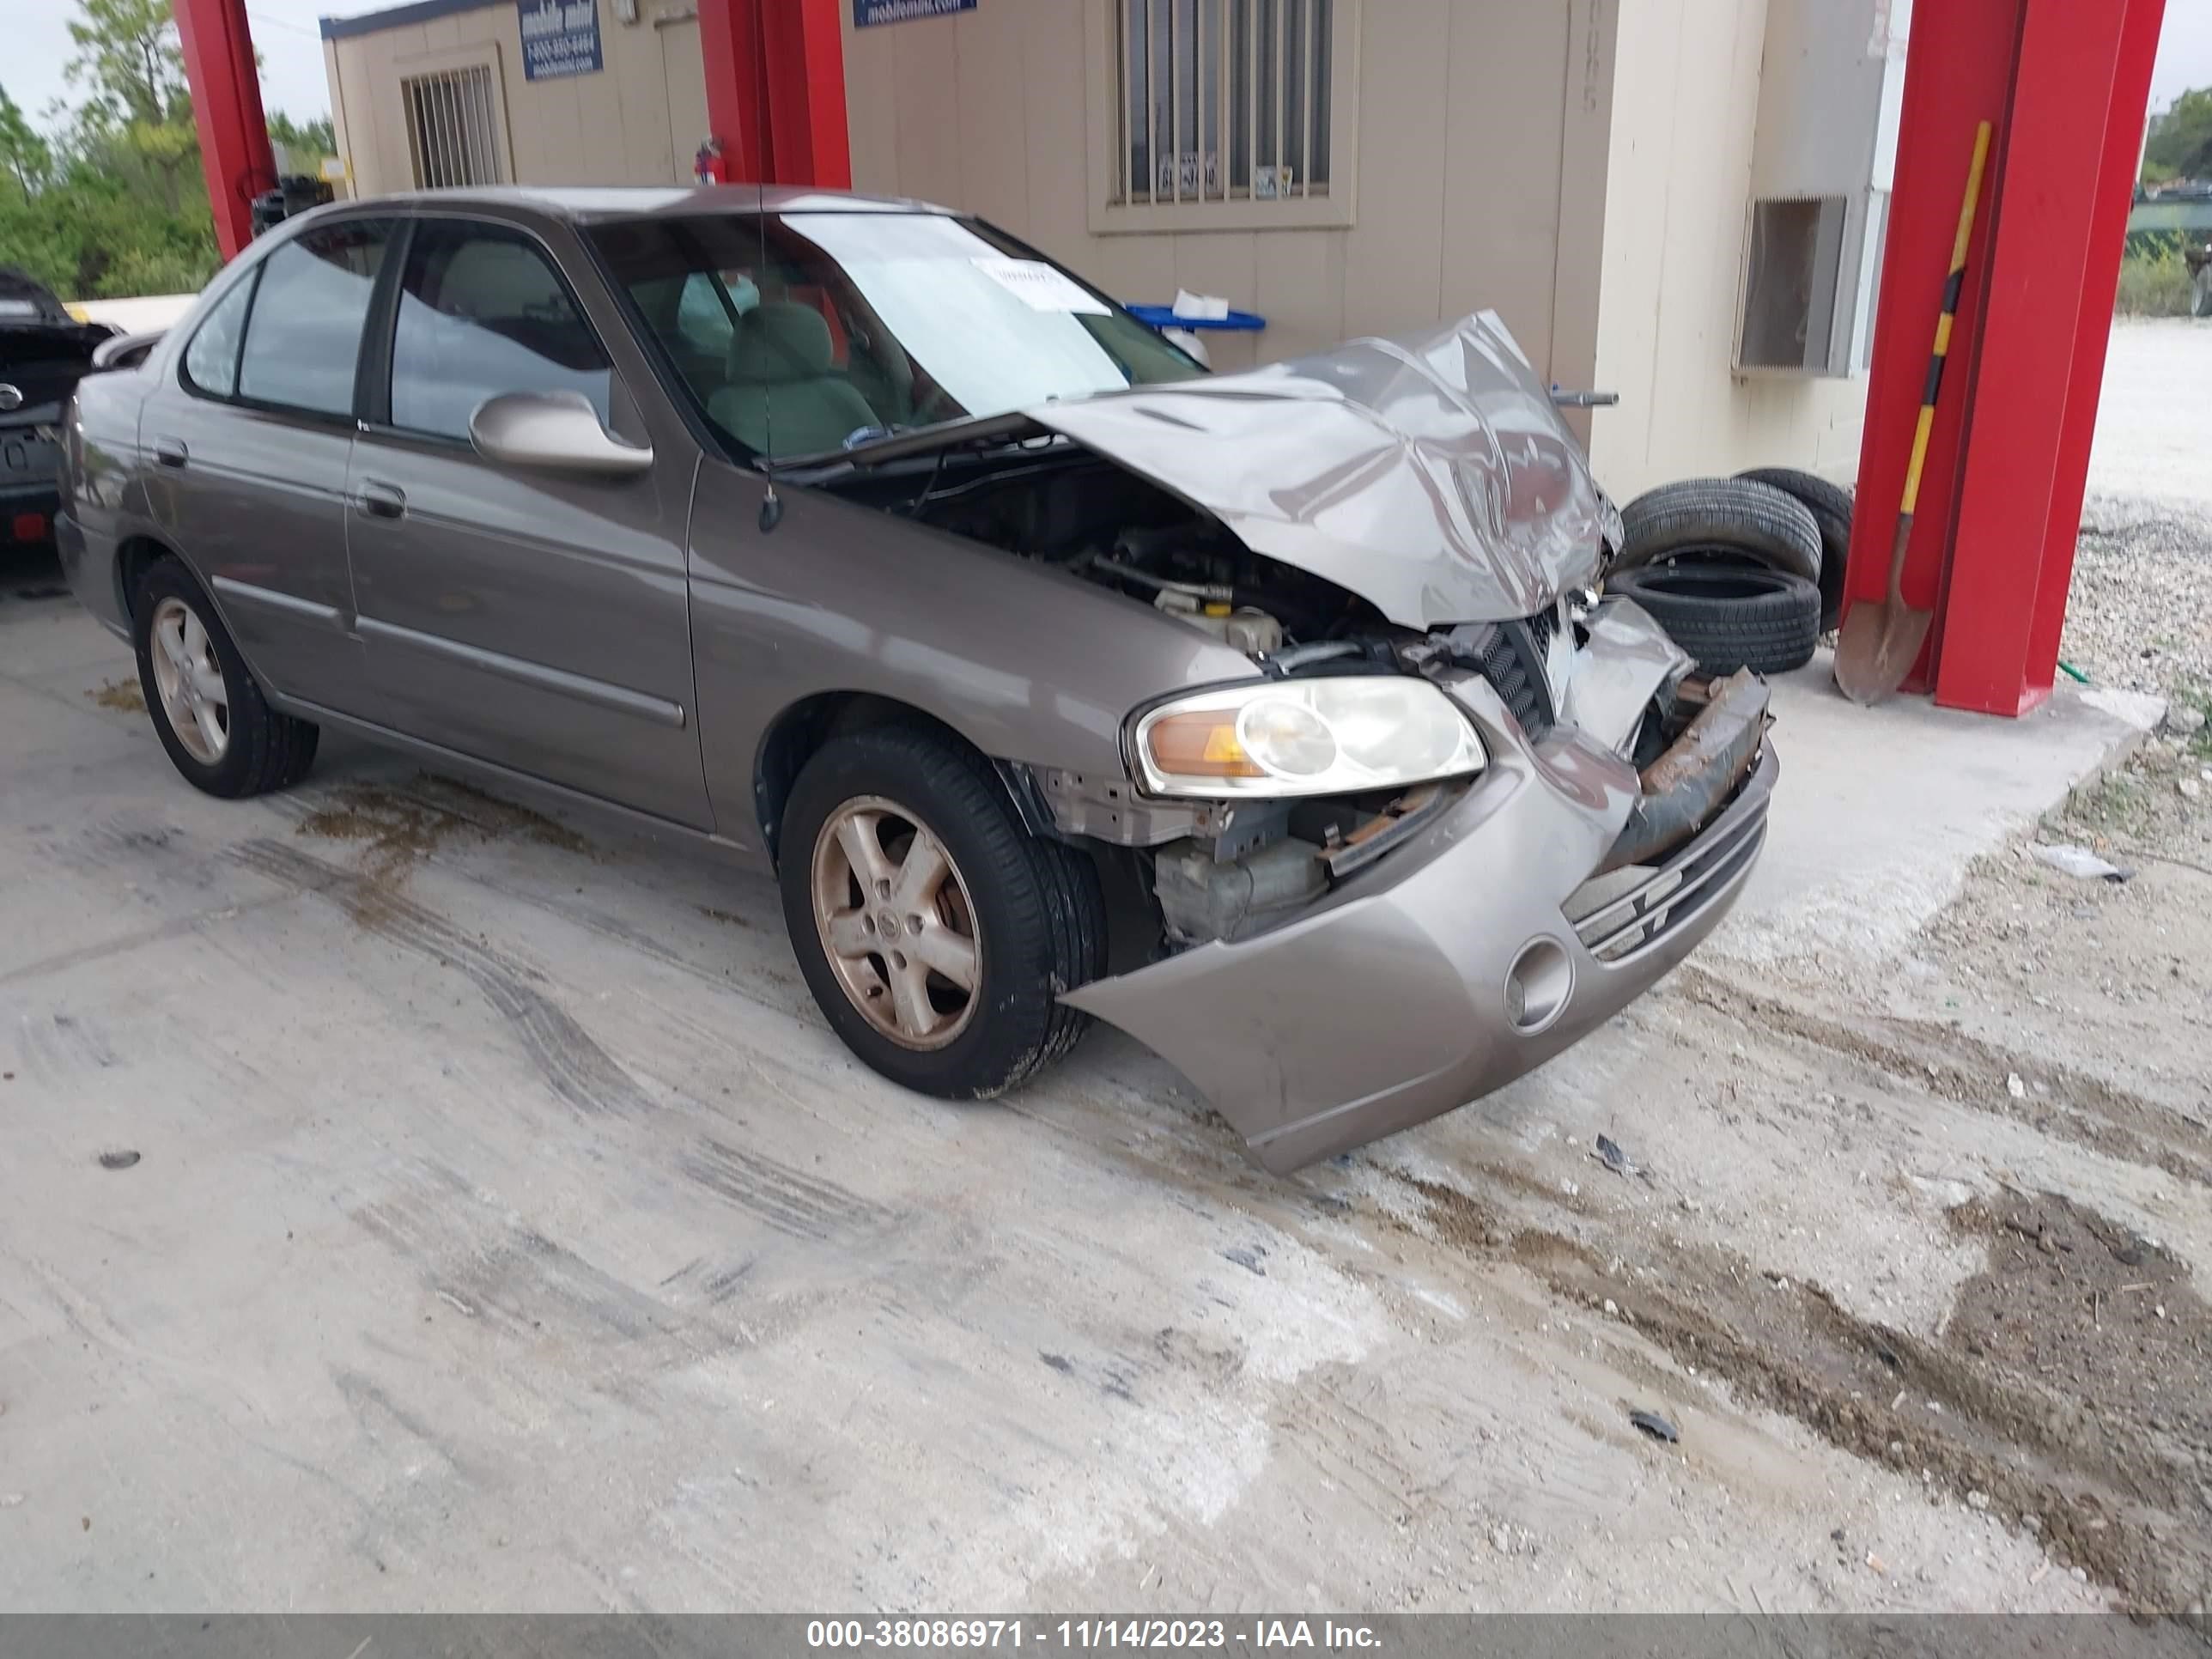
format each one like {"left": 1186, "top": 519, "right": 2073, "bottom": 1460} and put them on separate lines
{"left": 320, "top": 0, "right": 1866, "bottom": 496}
{"left": 1586, "top": 0, "right": 1869, "bottom": 497}
{"left": 326, "top": 2, "right": 708, "bottom": 200}
{"left": 839, "top": 0, "right": 1614, "bottom": 388}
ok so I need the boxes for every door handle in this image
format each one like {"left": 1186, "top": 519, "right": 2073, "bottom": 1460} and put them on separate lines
{"left": 357, "top": 480, "right": 406, "bottom": 520}
{"left": 152, "top": 437, "right": 187, "bottom": 468}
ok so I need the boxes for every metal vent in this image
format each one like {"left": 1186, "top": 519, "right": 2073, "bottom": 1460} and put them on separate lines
{"left": 1737, "top": 195, "right": 1850, "bottom": 374}
{"left": 1472, "top": 614, "right": 1556, "bottom": 743}
{"left": 402, "top": 65, "right": 506, "bottom": 191}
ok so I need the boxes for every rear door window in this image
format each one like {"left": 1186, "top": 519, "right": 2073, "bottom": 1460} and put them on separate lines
{"left": 234, "top": 220, "right": 394, "bottom": 417}
{"left": 386, "top": 221, "right": 613, "bottom": 441}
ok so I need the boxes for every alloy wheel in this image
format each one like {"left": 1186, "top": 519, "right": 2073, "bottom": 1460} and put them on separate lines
{"left": 149, "top": 596, "right": 229, "bottom": 764}
{"left": 810, "top": 793, "right": 983, "bottom": 1050}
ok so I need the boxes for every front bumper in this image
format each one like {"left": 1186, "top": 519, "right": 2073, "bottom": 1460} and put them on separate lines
{"left": 1063, "top": 683, "right": 1776, "bottom": 1173}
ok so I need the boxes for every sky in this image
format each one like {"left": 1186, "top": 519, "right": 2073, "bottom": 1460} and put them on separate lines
{"left": 0, "top": 0, "right": 2209, "bottom": 140}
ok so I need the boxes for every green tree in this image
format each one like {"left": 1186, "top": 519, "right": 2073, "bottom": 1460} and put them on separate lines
{"left": 64, "top": 0, "right": 188, "bottom": 130}
{"left": 268, "top": 110, "right": 337, "bottom": 160}
{"left": 0, "top": 83, "right": 52, "bottom": 196}
{"left": 0, "top": 0, "right": 247, "bottom": 301}
{"left": 2144, "top": 88, "right": 2212, "bottom": 185}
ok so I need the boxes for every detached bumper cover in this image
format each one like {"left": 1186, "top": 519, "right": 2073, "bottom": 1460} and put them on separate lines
{"left": 1063, "top": 696, "right": 1776, "bottom": 1173}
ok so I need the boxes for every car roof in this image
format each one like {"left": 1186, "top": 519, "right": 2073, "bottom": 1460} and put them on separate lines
{"left": 349, "top": 184, "right": 956, "bottom": 223}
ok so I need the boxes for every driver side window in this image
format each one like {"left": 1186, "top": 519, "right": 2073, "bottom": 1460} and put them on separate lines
{"left": 388, "top": 221, "right": 613, "bottom": 442}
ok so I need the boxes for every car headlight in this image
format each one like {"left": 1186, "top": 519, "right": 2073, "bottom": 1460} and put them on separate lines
{"left": 1133, "top": 677, "right": 1486, "bottom": 799}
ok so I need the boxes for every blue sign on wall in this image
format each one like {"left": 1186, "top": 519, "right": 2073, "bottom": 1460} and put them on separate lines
{"left": 519, "top": 0, "right": 602, "bottom": 80}
{"left": 854, "top": 0, "right": 977, "bottom": 26}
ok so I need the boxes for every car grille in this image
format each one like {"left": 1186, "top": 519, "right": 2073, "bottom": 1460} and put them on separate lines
{"left": 1567, "top": 745, "right": 1775, "bottom": 963}
{"left": 1468, "top": 609, "right": 1559, "bottom": 741}
{"left": 0, "top": 356, "right": 89, "bottom": 415}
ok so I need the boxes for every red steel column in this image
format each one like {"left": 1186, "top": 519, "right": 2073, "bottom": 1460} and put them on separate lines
{"left": 698, "top": 0, "right": 850, "bottom": 188}
{"left": 173, "top": 0, "right": 276, "bottom": 260}
{"left": 1846, "top": 0, "right": 2167, "bottom": 714}
{"left": 1933, "top": 0, "right": 2154, "bottom": 714}
{"left": 1841, "top": 0, "right": 2021, "bottom": 694}
{"left": 698, "top": 0, "right": 770, "bottom": 183}
{"left": 2014, "top": 0, "right": 2167, "bottom": 707}
{"left": 761, "top": 0, "right": 853, "bottom": 189}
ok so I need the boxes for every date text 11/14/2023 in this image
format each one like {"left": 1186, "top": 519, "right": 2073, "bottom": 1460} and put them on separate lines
{"left": 806, "top": 1620, "right": 1384, "bottom": 1650}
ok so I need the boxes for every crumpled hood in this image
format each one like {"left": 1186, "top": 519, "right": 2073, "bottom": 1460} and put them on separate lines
{"left": 1027, "top": 312, "right": 1616, "bottom": 629}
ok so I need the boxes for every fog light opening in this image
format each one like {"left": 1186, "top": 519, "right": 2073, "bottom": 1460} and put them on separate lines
{"left": 1504, "top": 937, "right": 1574, "bottom": 1034}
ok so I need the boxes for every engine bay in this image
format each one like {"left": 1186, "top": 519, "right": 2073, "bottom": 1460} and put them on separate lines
{"left": 816, "top": 439, "right": 1391, "bottom": 658}
{"left": 810, "top": 434, "right": 1690, "bottom": 952}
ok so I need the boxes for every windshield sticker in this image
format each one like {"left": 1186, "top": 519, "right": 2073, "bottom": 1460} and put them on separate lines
{"left": 971, "top": 258, "right": 1110, "bottom": 315}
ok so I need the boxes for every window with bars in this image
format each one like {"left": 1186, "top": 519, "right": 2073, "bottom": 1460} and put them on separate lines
{"left": 402, "top": 64, "right": 507, "bottom": 191}
{"left": 1116, "top": 0, "right": 1334, "bottom": 207}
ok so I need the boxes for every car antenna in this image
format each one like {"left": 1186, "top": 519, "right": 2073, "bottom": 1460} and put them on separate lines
{"left": 752, "top": 0, "right": 783, "bottom": 534}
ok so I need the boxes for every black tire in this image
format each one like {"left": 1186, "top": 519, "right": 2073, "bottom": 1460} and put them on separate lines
{"left": 1614, "top": 477, "right": 1823, "bottom": 586}
{"left": 1736, "top": 465, "right": 1852, "bottom": 632}
{"left": 779, "top": 725, "right": 1107, "bottom": 1100}
{"left": 1607, "top": 560, "right": 1821, "bottom": 676}
{"left": 131, "top": 558, "right": 319, "bottom": 798}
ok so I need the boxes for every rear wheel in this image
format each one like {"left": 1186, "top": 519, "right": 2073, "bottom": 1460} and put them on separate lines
{"left": 1607, "top": 560, "right": 1821, "bottom": 676}
{"left": 779, "top": 726, "right": 1106, "bottom": 1098}
{"left": 133, "top": 558, "right": 319, "bottom": 797}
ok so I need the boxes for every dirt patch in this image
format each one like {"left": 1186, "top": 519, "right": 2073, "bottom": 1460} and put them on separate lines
{"left": 700, "top": 906, "right": 755, "bottom": 930}
{"left": 1481, "top": 1186, "right": 2212, "bottom": 1615}
{"left": 88, "top": 678, "right": 144, "bottom": 714}
{"left": 298, "top": 773, "right": 595, "bottom": 924}
{"left": 1677, "top": 967, "right": 2212, "bottom": 1188}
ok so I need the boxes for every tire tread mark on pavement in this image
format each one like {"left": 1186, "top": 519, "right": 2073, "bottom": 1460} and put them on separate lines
{"left": 678, "top": 1134, "right": 891, "bottom": 1241}
{"left": 230, "top": 837, "right": 653, "bottom": 1119}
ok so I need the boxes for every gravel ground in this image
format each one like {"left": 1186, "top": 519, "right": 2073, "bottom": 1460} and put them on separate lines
{"left": 2065, "top": 496, "right": 2212, "bottom": 701}
{"left": 2063, "top": 320, "right": 2212, "bottom": 702}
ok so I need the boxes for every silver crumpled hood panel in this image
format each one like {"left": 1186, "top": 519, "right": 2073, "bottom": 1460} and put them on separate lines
{"left": 1028, "top": 312, "right": 1616, "bottom": 628}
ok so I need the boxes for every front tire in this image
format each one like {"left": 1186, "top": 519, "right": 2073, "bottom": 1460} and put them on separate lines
{"left": 779, "top": 726, "right": 1107, "bottom": 1098}
{"left": 132, "top": 558, "right": 319, "bottom": 798}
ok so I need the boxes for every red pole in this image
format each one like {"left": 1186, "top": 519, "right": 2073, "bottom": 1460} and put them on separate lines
{"left": 173, "top": 0, "right": 275, "bottom": 261}
{"left": 1932, "top": 0, "right": 2141, "bottom": 714}
{"left": 698, "top": 0, "right": 770, "bottom": 184}
{"left": 1840, "top": 0, "right": 2021, "bottom": 692}
{"left": 2015, "top": 0, "right": 2167, "bottom": 704}
{"left": 699, "top": 0, "right": 850, "bottom": 189}
{"left": 761, "top": 0, "right": 853, "bottom": 189}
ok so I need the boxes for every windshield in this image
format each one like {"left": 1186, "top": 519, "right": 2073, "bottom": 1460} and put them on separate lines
{"left": 589, "top": 210, "right": 1202, "bottom": 460}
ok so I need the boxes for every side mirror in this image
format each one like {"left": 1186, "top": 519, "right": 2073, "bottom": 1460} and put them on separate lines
{"left": 92, "top": 330, "right": 163, "bottom": 371}
{"left": 469, "top": 390, "right": 653, "bottom": 477}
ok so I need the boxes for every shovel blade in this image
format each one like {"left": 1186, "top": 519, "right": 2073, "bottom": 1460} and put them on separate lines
{"left": 1832, "top": 601, "right": 1934, "bottom": 705}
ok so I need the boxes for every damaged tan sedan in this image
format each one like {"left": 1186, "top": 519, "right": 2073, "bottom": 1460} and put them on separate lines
{"left": 59, "top": 186, "right": 1774, "bottom": 1172}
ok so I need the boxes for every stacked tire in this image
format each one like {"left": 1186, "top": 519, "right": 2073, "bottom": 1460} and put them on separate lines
{"left": 1605, "top": 470, "right": 1850, "bottom": 677}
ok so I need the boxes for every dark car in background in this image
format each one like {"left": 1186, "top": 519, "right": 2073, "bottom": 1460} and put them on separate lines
{"left": 1, "top": 270, "right": 112, "bottom": 547}
{"left": 58, "top": 186, "right": 1774, "bottom": 1172}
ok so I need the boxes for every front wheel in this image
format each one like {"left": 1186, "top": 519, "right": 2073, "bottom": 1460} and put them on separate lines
{"left": 779, "top": 726, "right": 1107, "bottom": 1098}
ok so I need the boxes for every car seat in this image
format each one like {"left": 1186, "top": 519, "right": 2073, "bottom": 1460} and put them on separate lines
{"left": 706, "top": 301, "right": 878, "bottom": 459}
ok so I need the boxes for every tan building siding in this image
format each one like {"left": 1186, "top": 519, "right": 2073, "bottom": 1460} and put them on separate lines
{"left": 322, "top": 0, "right": 1863, "bottom": 492}
{"left": 840, "top": 0, "right": 1613, "bottom": 386}
{"left": 330, "top": 1, "right": 706, "bottom": 198}
{"left": 1587, "top": 0, "right": 1868, "bottom": 496}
